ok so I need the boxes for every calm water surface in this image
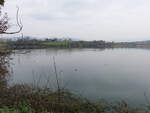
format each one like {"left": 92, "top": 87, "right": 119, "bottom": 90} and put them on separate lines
{"left": 9, "top": 48, "right": 150, "bottom": 106}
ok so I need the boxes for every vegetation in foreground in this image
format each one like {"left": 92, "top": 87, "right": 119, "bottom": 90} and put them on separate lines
{"left": 0, "top": 84, "right": 107, "bottom": 113}
{"left": 0, "top": 84, "right": 149, "bottom": 113}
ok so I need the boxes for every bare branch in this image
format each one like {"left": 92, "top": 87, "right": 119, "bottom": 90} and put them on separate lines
{"left": 53, "top": 56, "right": 61, "bottom": 103}
{"left": 144, "top": 92, "right": 150, "bottom": 107}
{"left": 53, "top": 56, "right": 60, "bottom": 92}
{"left": 1, "top": 7, "right": 23, "bottom": 34}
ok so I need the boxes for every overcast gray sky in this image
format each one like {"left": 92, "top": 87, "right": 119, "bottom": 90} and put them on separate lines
{"left": 3, "top": 0, "right": 150, "bottom": 41}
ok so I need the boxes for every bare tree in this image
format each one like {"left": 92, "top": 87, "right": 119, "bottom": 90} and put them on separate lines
{"left": 0, "top": 7, "right": 23, "bottom": 35}
{"left": 0, "top": 0, "right": 23, "bottom": 35}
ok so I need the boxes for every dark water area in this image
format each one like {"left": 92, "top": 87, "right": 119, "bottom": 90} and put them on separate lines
{"left": 9, "top": 48, "right": 150, "bottom": 106}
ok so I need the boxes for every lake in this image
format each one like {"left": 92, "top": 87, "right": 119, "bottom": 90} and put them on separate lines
{"left": 9, "top": 48, "right": 150, "bottom": 106}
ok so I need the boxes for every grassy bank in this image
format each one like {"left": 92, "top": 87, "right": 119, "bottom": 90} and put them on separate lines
{"left": 0, "top": 84, "right": 146, "bottom": 113}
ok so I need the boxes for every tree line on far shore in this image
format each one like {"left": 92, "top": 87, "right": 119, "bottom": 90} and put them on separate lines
{"left": 5, "top": 37, "right": 114, "bottom": 49}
